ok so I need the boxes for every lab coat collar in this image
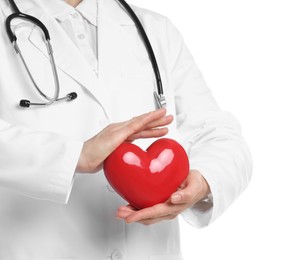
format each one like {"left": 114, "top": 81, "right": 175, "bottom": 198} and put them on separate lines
{"left": 37, "top": 0, "right": 74, "bottom": 22}
{"left": 76, "top": 0, "right": 98, "bottom": 26}
{"left": 42, "top": 0, "right": 98, "bottom": 26}
{"left": 3, "top": 0, "right": 134, "bottom": 26}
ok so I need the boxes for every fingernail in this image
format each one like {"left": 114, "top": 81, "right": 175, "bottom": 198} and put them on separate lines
{"left": 172, "top": 194, "right": 182, "bottom": 203}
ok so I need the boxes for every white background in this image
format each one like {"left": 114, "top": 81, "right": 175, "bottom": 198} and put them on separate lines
{"left": 130, "top": 0, "right": 283, "bottom": 259}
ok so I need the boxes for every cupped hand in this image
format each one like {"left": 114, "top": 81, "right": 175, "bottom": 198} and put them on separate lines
{"left": 76, "top": 108, "right": 173, "bottom": 173}
{"left": 116, "top": 170, "right": 211, "bottom": 225}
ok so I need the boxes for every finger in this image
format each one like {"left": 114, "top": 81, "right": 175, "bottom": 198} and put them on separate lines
{"left": 125, "top": 202, "right": 181, "bottom": 223}
{"left": 170, "top": 185, "right": 196, "bottom": 206}
{"left": 117, "top": 205, "right": 137, "bottom": 214}
{"left": 106, "top": 109, "right": 168, "bottom": 143}
{"left": 131, "top": 108, "right": 167, "bottom": 126}
{"left": 170, "top": 175, "right": 191, "bottom": 205}
{"left": 117, "top": 208, "right": 177, "bottom": 225}
{"left": 116, "top": 205, "right": 138, "bottom": 219}
{"left": 143, "top": 115, "right": 174, "bottom": 129}
{"left": 170, "top": 192, "right": 190, "bottom": 205}
{"left": 127, "top": 127, "right": 168, "bottom": 141}
{"left": 116, "top": 209, "right": 133, "bottom": 219}
{"left": 124, "top": 108, "right": 167, "bottom": 136}
{"left": 179, "top": 176, "right": 189, "bottom": 190}
{"left": 137, "top": 214, "right": 177, "bottom": 226}
{"left": 170, "top": 170, "right": 207, "bottom": 206}
{"left": 123, "top": 204, "right": 138, "bottom": 211}
{"left": 170, "top": 184, "right": 195, "bottom": 205}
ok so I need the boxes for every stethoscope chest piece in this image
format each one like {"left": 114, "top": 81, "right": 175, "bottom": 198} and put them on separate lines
{"left": 6, "top": 0, "right": 78, "bottom": 108}
{"left": 154, "top": 91, "right": 166, "bottom": 109}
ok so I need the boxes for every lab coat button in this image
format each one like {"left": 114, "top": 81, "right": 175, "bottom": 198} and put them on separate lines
{"left": 71, "top": 13, "right": 79, "bottom": 19}
{"left": 78, "top": 33, "right": 85, "bottom": 40}
{"left": 111, "top": 249, "right": 123, "bottom": 260}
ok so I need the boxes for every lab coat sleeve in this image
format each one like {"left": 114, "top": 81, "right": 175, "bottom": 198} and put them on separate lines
{"left": 0, "top": 119, "right": 83, "bottom": 204}
{"left": 165, "top": 19, "right": 253, "bottom": 228}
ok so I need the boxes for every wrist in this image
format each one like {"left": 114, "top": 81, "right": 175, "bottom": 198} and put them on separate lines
{"left": 76, "top": 138, "right": 104, "bottom": 173}
{"left": 76, "top": 140, "right": 93, "bottom": 173}
{"left": 75, "top": 142, "right": 88, "bottom": 173}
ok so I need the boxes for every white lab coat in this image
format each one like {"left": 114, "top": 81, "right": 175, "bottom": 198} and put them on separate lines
{"left": 0, "top": 0, "right": 252, "bottom": 259}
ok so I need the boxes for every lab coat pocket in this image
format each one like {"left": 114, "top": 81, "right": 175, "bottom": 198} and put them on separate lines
{"left": 149, "top": 256, "right": 183, "bottom": 260}
{"left": 122, "top": 24, "right": 150, "bottom": 62}
{"left": 121, "top": 59, "right": 154, "bottom": 80}
{"left": 121, "top": 24, "right": 154, "bottom": 79}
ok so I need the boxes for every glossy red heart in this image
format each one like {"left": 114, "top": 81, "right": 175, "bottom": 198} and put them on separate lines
{"left": 103, "top": 138, "right": 189, "bottom": 209}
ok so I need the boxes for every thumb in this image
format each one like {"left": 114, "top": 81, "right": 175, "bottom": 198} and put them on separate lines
{"left": 170, "top": 192, "right": 184, "bottom": 204}
{"left": 171, "top": 174, "right": 190, "bottom": 204}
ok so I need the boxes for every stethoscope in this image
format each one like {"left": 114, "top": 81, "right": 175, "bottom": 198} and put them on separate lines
{"left": 5, "top": 0, "right": 166, "bottom": 108}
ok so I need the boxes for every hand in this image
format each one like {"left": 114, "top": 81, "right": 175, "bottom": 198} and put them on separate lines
{"left": 76, "top": 108, "right": 173, "bottom": 173}
{"left": 116, "top": 170, "right": 211, "bottom": 225}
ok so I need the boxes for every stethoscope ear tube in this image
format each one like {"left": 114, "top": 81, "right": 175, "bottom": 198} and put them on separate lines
{"left": 8, "top": 0, "right": 20, "bottom": 13}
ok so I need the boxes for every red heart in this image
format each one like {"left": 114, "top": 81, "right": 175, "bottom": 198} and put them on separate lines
{"left": 103, "top": 138, "right": 189, "bottom": 209}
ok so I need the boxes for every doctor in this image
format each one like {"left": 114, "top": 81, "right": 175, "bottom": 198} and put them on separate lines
{"left": 0, "top": 0, "right": 252, "bottom": 259}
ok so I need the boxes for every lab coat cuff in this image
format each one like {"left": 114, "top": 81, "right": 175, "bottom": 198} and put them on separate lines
{"left": 181, "top": 165, "right": 218, "bottom": 228}
{"left": 49, "top": 140, "right": 83, "bottom": 204}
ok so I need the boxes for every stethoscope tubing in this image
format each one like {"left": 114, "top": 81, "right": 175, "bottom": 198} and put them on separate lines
{"left": 5, "top": 0, "right": 166, "bottom": 108}
{"left": 7, "top": 0, "right": 19, "bottom": 13}
{"left": 6, "top": 0, "right": 70, "bottom": 107}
